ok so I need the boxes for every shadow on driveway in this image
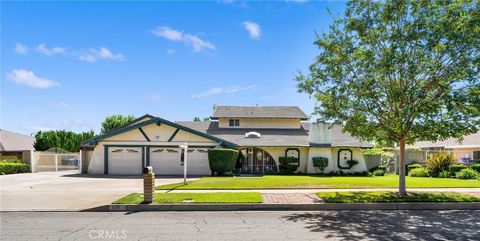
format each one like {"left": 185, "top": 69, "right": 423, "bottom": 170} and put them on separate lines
{"left": 281, "top": 210, "right": 480, "bottom": 240}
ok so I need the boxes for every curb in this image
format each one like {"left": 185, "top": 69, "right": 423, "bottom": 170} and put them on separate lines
{"left": 107, "top": 202, "right": 480, "bottom": 212}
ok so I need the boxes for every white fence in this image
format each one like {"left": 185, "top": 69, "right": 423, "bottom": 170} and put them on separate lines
{"left": 31, "top": 151, "right": 82, "bottom": 173}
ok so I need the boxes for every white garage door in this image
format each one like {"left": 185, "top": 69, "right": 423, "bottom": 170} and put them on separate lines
{"left": 108, "top": 147, "right": 143, "bottom": 175}
{"left": 149, "top": 147, "right": 211, "bottom": 176}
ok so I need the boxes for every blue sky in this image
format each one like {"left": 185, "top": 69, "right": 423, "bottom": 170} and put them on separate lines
{"left": 1, "top": 0, "right": 346, "bottom": 135}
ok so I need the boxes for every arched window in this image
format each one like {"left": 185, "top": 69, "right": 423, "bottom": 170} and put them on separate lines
{"left": 239, "top": 147, "right": 277, "bottom": 174}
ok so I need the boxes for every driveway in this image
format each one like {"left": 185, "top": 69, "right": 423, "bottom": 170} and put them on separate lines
{"left": 0, "top": 171, "right": 192, "bottom": 211}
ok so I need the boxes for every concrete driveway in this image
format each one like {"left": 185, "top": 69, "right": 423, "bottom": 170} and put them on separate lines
{"left": 0, "top": 171, "right": 192, "bottom": 211}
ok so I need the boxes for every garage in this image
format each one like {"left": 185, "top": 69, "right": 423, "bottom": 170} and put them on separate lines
{"left": 149, "top": 147, "right": 211, "bottom": 176}
{"left": 108, "top": 147, "right": 143, "bottom": 175}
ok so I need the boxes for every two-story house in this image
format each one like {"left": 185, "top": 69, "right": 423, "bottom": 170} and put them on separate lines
{"left": 82, "top": 106, "right": 372, "bottom": 175}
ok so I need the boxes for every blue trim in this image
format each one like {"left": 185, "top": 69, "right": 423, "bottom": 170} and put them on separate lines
{"left": 104, "top": 146, "right": 109, "bottom": 174}
{"left": 309, "top": 143, "right": 332, "bottom": 148}
{"left": 138, "top": 127, "right": 151, "bottom": 142}
{"left": 337, "top": 148, "right": 353, "bottom": 169}
{"left": 168, "top": 129, "right": 180, "bottom": 142}
{"left": 146, "top": 146, "right": 150, "bottom": 166}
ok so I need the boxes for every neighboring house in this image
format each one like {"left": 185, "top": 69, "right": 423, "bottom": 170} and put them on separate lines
{"left": 0, "top": 129, "right": 34, "bottom": 162}
{"left": 82, "top": 106, "right": 372, "bottom": 175}
{"left": 413, "top": 131, "right": 480, "bottom": 163}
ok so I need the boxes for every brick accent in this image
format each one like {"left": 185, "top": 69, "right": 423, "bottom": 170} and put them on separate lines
{"left": 262, "top": 193, "right": 323, "bottom": 204}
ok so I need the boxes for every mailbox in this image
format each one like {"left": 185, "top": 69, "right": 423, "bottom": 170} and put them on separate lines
{"left": 143, "top": 166, "right": 153, "bottom": 174}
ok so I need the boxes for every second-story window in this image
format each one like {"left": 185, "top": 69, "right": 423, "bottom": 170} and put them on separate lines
{"left": 229, "top": 119, "right": 240, "bottom": 127}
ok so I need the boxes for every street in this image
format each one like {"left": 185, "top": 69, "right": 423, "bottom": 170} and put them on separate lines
{"left": 1, "top": 210, "right": 479, "bottom": 241}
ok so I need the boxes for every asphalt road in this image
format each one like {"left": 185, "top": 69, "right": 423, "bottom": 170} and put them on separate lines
{"left": 1, "top": 210, "right": 479, "bottom": 241}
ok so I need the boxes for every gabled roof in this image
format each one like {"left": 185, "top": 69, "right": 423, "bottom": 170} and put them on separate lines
{"left": 81, "top": 114, "right": 237, "bottom": 148}
{"left": 0, "top": 129, "right": 34, "bottom": 151}
{"left": 177, "top": 121, "right": 311, "bottom": 147}
{"left": 414, "top": 131, "right": 480, "bottom": 148}
{"left": 211, "top": 106, "right": 309, "bottom": 120}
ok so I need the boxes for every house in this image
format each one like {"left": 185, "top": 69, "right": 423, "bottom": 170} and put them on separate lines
{"left": 413, "top": 131, "right": 480, "bottom": 163}
{"left": 0, "top": 129, "right": 34, "bottom": 162}
{"left": 81, "top": 106, "right": 372, "bottom": 175}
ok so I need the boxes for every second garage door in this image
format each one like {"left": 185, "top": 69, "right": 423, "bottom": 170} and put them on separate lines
{"left": 149, "top": 147, "right": 211, "bottom": 176}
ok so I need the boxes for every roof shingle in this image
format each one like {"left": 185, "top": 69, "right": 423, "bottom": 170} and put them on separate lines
{"left": 211, "top": 106, "right": 309, "bottom": 120}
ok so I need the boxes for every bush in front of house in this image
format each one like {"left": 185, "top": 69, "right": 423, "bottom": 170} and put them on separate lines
{"left": 407, "top": 164, "right": 423, "bottom": 173}
{"left": 408, "top": 167, "right": 429, "bottom": 177}
{"left": 372, "top": 169, "right": 385, "bottom": 176}
{"left": 279, "top": 157, "right": 300, "bottom": 174}
{"left": 449, "top": 164, "right": 467, "bottom": 176}
{"left": 456, "top": 168, "right": 478, "bottom": 180}
{"left": 312, "top": 157, "right": 329, "bottom": 173}
{"left": 0, "top": 161, "right": 30, "bottom": 175}
{"left": 346, "top": 159, "right": 359, "bottom": 168}
{"left": 426, "top": 152, "right": 456, "bottom": 177}
{"left": 438, "top": 170, "right": 451, "bottom": 178}
{"left": 208, "top": 148, "right": 239, "bottom": 175}
{"left": 470, "top": 164, "right": 480, "bottom": 173}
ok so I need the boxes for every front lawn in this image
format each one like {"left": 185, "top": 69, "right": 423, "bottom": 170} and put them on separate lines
{"left": 156, "top": 175, "right": 480, "bottom": 190}
{"left": 112, "top": 192, "right": 263, "bottom": 204}
{"left": 317, "top": 191, "right": 480, "bottom": 203}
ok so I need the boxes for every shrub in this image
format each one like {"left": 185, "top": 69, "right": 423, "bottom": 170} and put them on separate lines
{"left": 456, "top": 168, "right": 478, "bottom": 180}
{"left": 372, "top": 169, "right": 385, "bottom": 176}
{"left": 312, "top": 157, "right": 329, "bottom": 173}
{"left": 0, "top": 155, "right": 20, "bottom": 161}
{"left": 426, "top": 152, "right": 456, "bottom": 177}
{"left": 0, "top": 162, "right": 30, "bottom": 175}
{"left": 346, "top": 159, "right": 359, "bottom": 168}
{"left": 207, "top": 149, "right": 239, "bottom": 175}
{"left": 407, "top": 164, "right": 423, "bottom": 173}
{"left": 279, "top": 157, "right": 300, "bottom": 174}
{"left": 449, "top": 164, "right": 467, "bottom": 176}
{"left": 408, "top": 167, "right": 429, "bottom": 177}
{"left": 369, "top": 165, "right": 386, "bottom": 172}
{"left": 0, "top": 159, "right": 22, "bottom": 163}
{"left": 438, "top": 170, "right": 451, "bottom": 178}
{"left": 470, "top": 164, "right": 480, "bottom": 173}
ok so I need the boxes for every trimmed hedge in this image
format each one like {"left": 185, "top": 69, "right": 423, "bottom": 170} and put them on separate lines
{"left": 450, "top": 164, "right": 467, "bottom": 176}
{"left": 208, "top": 149, "right": 239, "bottom": 175}
{"left": 407, "top": 164, "right": 423, "bottom": 173}
{"left": 279, "top": 157, "right": 300, "bottom": 174}
{"left": 456, "top": 168, "right": 478, "bottom": 180}
{"left": 312, "top": 157, "right": 328, "bottom": 173}
{"left": 470, "top": 164, "right": 480, "bottom": 173}
{"left": 372, "top": 169, "right": 385, "bottom": 176}
{"left": 408, "top": 167, "right": 429, "bottom": 177}
{"left": 0, "top": 162, "right": 30, "bottom": 175}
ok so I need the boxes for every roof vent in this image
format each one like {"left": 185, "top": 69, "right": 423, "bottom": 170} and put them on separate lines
{"left": 245, "top": 131, "right": 261, "bottom": 138}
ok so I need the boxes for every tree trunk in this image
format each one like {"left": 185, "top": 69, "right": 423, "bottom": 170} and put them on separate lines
{"left": 398, "top": 138, "right": 407, "bottom": 196}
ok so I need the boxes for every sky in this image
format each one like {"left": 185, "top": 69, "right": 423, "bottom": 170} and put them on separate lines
{"left": 1, "top": 0, "right": 347, "bottom": 135}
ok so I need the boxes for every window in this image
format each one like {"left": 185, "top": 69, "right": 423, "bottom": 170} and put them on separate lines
{"left": 474, "top": 151, "right": 480, "bottom": 160}
{"left": 229, "top": 119, "right": 240, "bottom": 127}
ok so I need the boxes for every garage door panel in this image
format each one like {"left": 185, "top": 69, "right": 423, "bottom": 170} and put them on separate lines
{"left": 149, "top": 147, "right": 211, "bottom": 176}
{"left": 108, "top": 147, "right": 142, "bottom": 175}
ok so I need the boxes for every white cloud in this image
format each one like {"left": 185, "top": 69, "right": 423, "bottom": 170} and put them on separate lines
{"left": 193, "top": 84, "right": 259, "bottom": 98}
{"left": 152, "top": 26, "right": 215, "bottom": 52}
{"left": 78, "top": 47, "right": 126, "bottom": 63}
{"left": 14, "top": 43, "right": 28, "bottom": 54}
{"left": 142, "top": 93, "right": 163, "bottom": 102}
{"left": 218, "top": 0, "right": 235, "bottom": 4}
{"left": 51, "top": 101, "right": 71, "bottom": 109}
{"left": 7, "top": 69, "right": 60, "bottom": 89}
{"left": 242, "top": 21, "right": 261, "bottom": 39}
{"left": 35, "top": 44, "right": 66, "bottom": 55}
{"left": 166, "top": 49, "right": 175, "bottom": 55}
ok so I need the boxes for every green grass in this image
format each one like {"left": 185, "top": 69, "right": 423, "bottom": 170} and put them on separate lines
{"left": 112, "top": 192, "right": 263, "bottom": 204}
{"left": 317, "top": 191, "right": 480, "bottom": 203}
{"left": 156, "top": 175, "right": 480, "bottom": 190}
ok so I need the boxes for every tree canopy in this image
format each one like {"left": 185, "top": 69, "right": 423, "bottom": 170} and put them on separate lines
{"left": 100, "top": 114, "right": 136, "bottom": 134}
{"left": 34, "top": 130, "right": 95, "bottom": 152}
{"left": 296, "top": 0, "right": 479, "bottom": 195}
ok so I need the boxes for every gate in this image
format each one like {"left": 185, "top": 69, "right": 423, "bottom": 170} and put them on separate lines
{"left": 32, "top": 151, "right": 81, "bottom": 173}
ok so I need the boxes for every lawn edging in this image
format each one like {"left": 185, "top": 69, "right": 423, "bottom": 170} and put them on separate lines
{"left": 107, "top": 202, "right": 480, "bottom": 212}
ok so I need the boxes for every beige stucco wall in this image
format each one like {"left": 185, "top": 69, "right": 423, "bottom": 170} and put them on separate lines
{"left": 218, "top": 118, "right": 301, "bottom": 129}
{"left": 307, "top": 147, "right": 367, "bottom": 174}
{"left": 258, "top": 146, "right": 310, "bottom": 173}
{"left": 448, "top": 147, "right": 480, "bottom": 160}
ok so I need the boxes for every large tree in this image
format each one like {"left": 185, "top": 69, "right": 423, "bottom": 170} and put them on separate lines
{"left": 34, "top": 130, "right": 95, "bottom": 152}
{"left": 296, "top": 0, "right": 480, "bottom": 195}
{"left": 100, "top": 114, "right": 136, "bottom": 134}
